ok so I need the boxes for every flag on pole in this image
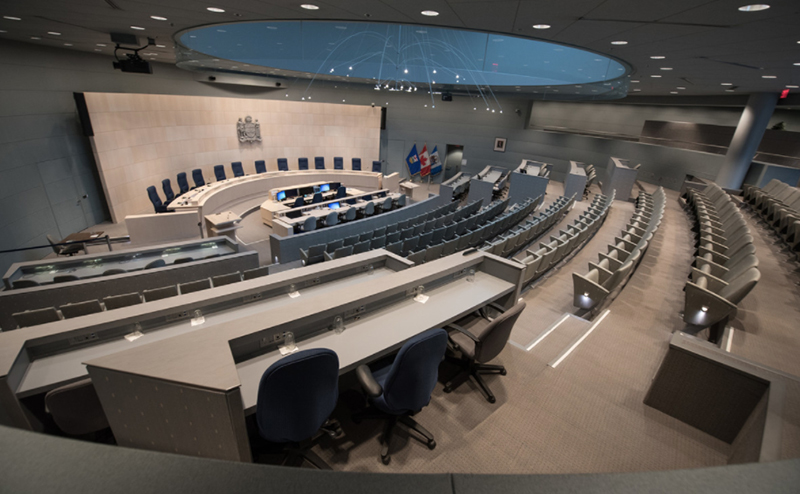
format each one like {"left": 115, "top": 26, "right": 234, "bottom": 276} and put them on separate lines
{"left": 406, "top": 144, "right": 421, "bottom": 175}
{"left": 420, "top": 144, "right": 431, "bottom": 177}
{"left": 429, "top": 146, "right": 442, "bottom": 175}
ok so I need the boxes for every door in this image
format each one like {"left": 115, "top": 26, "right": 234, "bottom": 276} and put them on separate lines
{"left": 444, "top": 145, "right": 464, "bottom": 180}
{"left": 387, "top": 139, "right": 406, "bottom": 179}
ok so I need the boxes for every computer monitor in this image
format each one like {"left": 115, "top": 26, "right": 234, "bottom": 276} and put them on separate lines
{"left": 313, "top": 185, "right": 321, "bottom": 194}
{"left": 320, "top": 183, "right": 330, "bottom": 192}
{"left": 285, "top": 188, "right": 298, "bottom": 198}
{"left": 299, "top": 186, "right": 314, "bottom": 196}
{"left": 328, "top": 202, "right": 340, "bottom": 210}
{"left": 276, "top": 190, "right": 286, "bottom": 201}
{"left": 331, "top": 182, "right": 341, "bottom": 190}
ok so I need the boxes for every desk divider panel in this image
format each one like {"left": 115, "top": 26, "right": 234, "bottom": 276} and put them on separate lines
{"left": 82, "top": 252, "right": 523, "bottom": 461}
{"left": 467, "top": 179, "right": 494, "bottom": 208}
{"left": 602, "top": 157, "right": 638, "bottom": 202}
{"left": 508, "top": 172, "right": 549, "bottom": 208}
{"left": 269, "top": 194, "right": 447, "bottom": 263}
{"left": 564, "top": 162, "right": 588, "bottom": 202}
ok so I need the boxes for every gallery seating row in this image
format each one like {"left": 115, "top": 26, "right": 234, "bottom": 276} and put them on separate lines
{"left": 518, "top": 193, "right": 613, "bottom": 287}
{"left": 10, "top": 267, "right": 271, "bottom": 329}
{"left": 480, "top": 194, "right": 572, "bottom": 259}
{"left": 572, "top": 188, "right": 665, "bottom": 311}
{"left": 147, "top": 158, "right": 383, "bottom": 213}
{"left": 299, "top": 200, "right": 469, "bottom": 265}
{"left": 404, "top": 197, "right": 541, "bottom": 265}
{"left": 683, "top": 183, "right": 760, "bottom": 330}
{"left": 742, "top": 179, "right": 800, "bottom": 252}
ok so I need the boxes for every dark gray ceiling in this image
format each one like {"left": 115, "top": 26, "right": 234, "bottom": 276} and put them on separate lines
{"left": 1, "top": 0, "right": 798, "bottom": 97}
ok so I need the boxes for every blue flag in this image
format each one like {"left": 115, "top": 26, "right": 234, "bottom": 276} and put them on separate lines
{"left": 406, "top": 144, "right": 421, "bottom": 176}
{"left": 429, "top": 146, "right": 442, "bottom": 175}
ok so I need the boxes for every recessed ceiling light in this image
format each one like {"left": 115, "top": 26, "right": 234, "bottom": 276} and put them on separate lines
{"left": 725, "top": 89, "right": 735, "bottom": 92}
{"left": 97, "top": 43, "right": 106, "bottom": 47}
{"left": 131, "top": 26, "right": 145, "bottom": 30}
{"left": 47, "top": 32, "right": 61, "bottom": 35}
{"left": 721, "top": 82, "right": 733, "bottom": 85}
{"left": 30, "top": 36, "right": 40, "bottom": 40}
{"left": 794, "top": 63, "right": 800, "bottom": 66}
{"left": 156, "top": 44, "right": 165, "bottom": 48}
{"left": 94, "top": 48, "right": 101, "bottom": 51}
{"left": 151, "top": 16, "right": 167, "bottom": 21}
{"left": 207, "top": 7, "right": 225, "bottom": 13}
{"left": 670, "top": 91, "right": 678, "bottom": 94}
{"left": 786, "top": 85, "right": 799, "bottom": 88}
{"left": 660, "top": 67, "right": 673, "bottom": 70}
{"left": 677, "top": 86, "right": 686, "bottom": 89}
{"left": 532, "top": 24, "right": 551, "bottom": 29}
{"left": 632, "top": 89, "right": 641, "bottom": 92}
{"left": 650, "top": 75, "right": 662, "bottom": 78}
{"left": 611, "top": 41, "right": 628, "bottom": 45}
{"left": 738, "top": 4, "right": 770, "bottom": 12}
{"left": 0, "top": 30, "right": 5, "bottom": 33}
{"left": 762, "top": 75, "right": 777, "bottom": 78}
{"left": 631, "top": 80, "right": 639, "bottom": 83}
{"left": 301, "top": 4, "right": 320, "bottom": 10}
{"left": 421, "top": 10, "right": 439, "bottom": 16}
{"left": 650, "top": 56, "right": 665, "bottom": 59}
{"left": 64, "top": 43, "right": 72, "bottom": 46}
{"left": 3, "top": 16, "right": 21, "bottom": 21}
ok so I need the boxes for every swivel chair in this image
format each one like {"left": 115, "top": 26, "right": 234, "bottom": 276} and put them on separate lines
{"left": 353, "top": 328, "right": 447, "bottom": 464}
{"left": 192, "top": 169, "right": 205, "bottom": 187}
{"left": 45, "top": 378, "right": 111, "bottom": 439}
{"left": 277, "top": 158, "right": 289, "bottom": 171}
{"left": 214, "top": 164, "right": 226, "bottom": 182}
{"left": 256, "top": 348, "right": 341, "bottom": 469}
{"left": 256, "top": 160, "right": 268, "bottom": 174}
{"left": 298, "top": 158, "right": 309, "bottom": 170}
{"left": 47, "top": 234, "right": 85, "bottom": 256}
{"left": 444, "top": 301, "right": 526, "bottom": 403}
{"left": 177, "top": 172, "right": 190, "bottom": 193}
{"left": 351, "top": 158, "right": 361, "bottom": 171}
{"left": 312, "top": 192, "right": 323, "bottom": 204}
{"left": 372, "top": 161, "right": 382, "bottom": 173}
{"left": 314, "top": 157, "right": 325, "bottom": 170}
{"left": 333, "top": 157, "right": 343, "bottom": 170}
{"left": 147, "top": 186, "right": 168, "bottom": 213}
{"left": 162, "top": 179, "right": 175, "bottom": 204}
{"left": 231, "top": 161, "right": 245, "bottom": 177}
{"left": 336, "top": 186, "right": 347, "bottom": 199}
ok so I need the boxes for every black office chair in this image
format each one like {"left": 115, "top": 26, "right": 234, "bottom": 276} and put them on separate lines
{"left": 353, "top": 328, "right": 447, "bottom": 464}
{"left": 231, "top": 161, "right": 245, "bottom": 177}
{"left": 255, "top": 160, "right": 268, "bottom": 174}
{"left": 444, "top": 301, "right": 526, "bottom": 403}
{"left": 336, "top": 187, "right": 347, "bottom": 199}
{"left": 293, "top": 196, "right": 305, "bottom": 208}
{"left": 173, "top": 257, "right": 193, "bottom": 264}
{"left": 314, "top": 157, "right": 325, "bottom": 170}
{"left": 192, "top": 169, "right": 205, "bottom": 187}
{"left": 147, "top": 186, "right": 168, "bottom": 213}
{"left": 162, "top": 179, "right": 175, "bottom": 204}
{"left": 372, "top": 161, "right": 382, "bottom": 173}
{"left": 214, "top": 164, "right": 226, "bottom": 182}
{"left": 53, "top": 275, "right": 80, "bottom": 283}
{"left": 333, "top": 157, "right": 343, "bottom": 170}
{"left": 277, "top": 158, "right": 289, "bottom": 171}
{"left": 12, "top": 279, "right": 39, "bottom": 289}
{"left": 144, "top": 259, "right": 166, "bottom": 269}
{"left": 177, "top": 172, "right": 190, "bottom": 193}
{"left": 103, "top": 269, "right": 125, "bottom": 276}
{"left": 298, "top": 158, "right": 309, "bottom": 170}
{"left": 45, "top": 236, "right": 84, "bottom": 257}
{"left": 45, "top": 378, "right": 112, "bottom": 439}
{"left": 312, "top": 192, "right": 323, "bottom": 204}
{"left": 255, "top": 348, "right": 341, "bottom": 469}
{"left": 352, "top": 158, "right": 361, "bottom": 171}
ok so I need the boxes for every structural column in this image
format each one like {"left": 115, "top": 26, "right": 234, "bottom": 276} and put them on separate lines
{"left": 715, "top": 92, "right": 778, "bottom": 189}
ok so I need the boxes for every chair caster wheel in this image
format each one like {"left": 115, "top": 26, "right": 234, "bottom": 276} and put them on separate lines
{"left": 443, "top": 386, "right": 452, "bottom": 393}
{"left": 488, "top": 396, "right": 496, "bottom": 404}
{"left": 381, "top": 455, "right": 391, "bottom": 465}
{"left": 427, "top": 440, "right": 436, "bottom": 450}
{"left": 500, "top": 369, "right": 507, "bottom": 376}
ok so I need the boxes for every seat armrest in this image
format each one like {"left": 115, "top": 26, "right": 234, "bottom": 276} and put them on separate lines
{"left": 356, "top": 365, "right": 383, "bottom": 398}
{"left": 445, "top": 323, "right": 480, "bottom": 345}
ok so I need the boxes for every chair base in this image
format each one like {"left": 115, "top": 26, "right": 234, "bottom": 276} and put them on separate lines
{"left": 257, "top": 419, "right": 341, "bottom": 470}
{"left": 443, "top": 356, "right": 506, "bottom": 404}
{"left": 352, "top": 408, "right": 436, "bottom": 465}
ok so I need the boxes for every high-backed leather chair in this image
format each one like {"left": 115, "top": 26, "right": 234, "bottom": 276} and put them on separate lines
{"left": 147, "top": 186, "right": 168, "bottom": 213}
{"left": 353, "top": 328, "right": 447, "bottom": 464}
{"left": 351, "top": 158, "right": 361, "bottom": 171}
{"left": 192, "top": 169, "right": 205, "bottom": 187}
{"left": 298, "top": 158, "right": 309, "bottom": 170}
{"left": 176, "top": 172, "right": 190, "bottom": 193}
{"left": 277, "top": 158, "right": 288, "bottom": 171}
{"left": 231, "top": 161, "right": 244, "bottom": 177}
{"left": 214, "top": 164, "right": 226, "bottom": 181}
{"left": 333, "top": 157, "right": 343, "bottom": 170}
{"left": 45, "top": 378, "right": 111, "bottom": 437}
{"left": 314, "top": 157, "right": 325, "bottom": 170}
{"left": 255, "top": 160, "right": 267, "bottom": 174}
{"left": 162, "top": 179, "right": 175, "bottom": 204}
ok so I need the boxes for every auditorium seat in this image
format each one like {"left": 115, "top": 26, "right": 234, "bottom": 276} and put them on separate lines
{"left": 12, "top": 307, "right": 61, "bottom": 328}
{"left": 103, "top": 292, "right": 142, "bottom": 310}
{"left": 179, "top": 279, "right": 211, "bottom": 294}
{"left": 243, "top": 266, "right": 270, "bottom": 280}
{"left": 60, "top": 300, "right": 103, "bottom": 319}
{"left": 212, "top": 272, "right": 242, "bottom": 287}
{"left": 143, "top": 286, "right": 179, "bottom": 302}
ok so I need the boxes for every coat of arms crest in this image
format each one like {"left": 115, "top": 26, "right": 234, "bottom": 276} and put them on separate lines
{"left": 237, "top": 116, "right": 262, "bottom": 143}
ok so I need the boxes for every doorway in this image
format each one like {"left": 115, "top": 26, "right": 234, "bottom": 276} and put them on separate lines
{"left": 444, "top": 144, "right": 464, "bottom": 181}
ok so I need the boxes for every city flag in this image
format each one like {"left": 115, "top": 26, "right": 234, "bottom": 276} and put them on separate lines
{"left": 430, "top": 146, "right": 442, "bottom": 175}
{"left": 406, "top": 144, "right": 421, "bottom": 175}
{"left": 420, "top": 144, "right": 431, "bottom": 177}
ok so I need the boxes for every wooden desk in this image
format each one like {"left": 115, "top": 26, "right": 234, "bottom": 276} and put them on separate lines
{"left": 62, "top": 231, "right": 104, "bottom": 243}
{"left": 204, "top": 212, "right": 242, "bottom": 242}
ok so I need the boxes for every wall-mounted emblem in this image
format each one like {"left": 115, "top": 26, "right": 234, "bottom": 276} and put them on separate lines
{"left": 237, "top": 116, "right": 262, "bottom": 143}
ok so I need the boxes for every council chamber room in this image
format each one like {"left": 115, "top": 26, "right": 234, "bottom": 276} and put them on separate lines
{"left": 0, "top": 1, "right": 799, "bottom": 492}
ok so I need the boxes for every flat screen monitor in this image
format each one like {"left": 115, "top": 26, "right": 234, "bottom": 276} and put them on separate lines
{"left": 285, "top": 188, "right": 298, "bottom": 198}
{"left": 299, "top": 186, "right": 314, "bottom": 196}
{"left": 276, "top": 190, "right": 286, "bottom": 201}
{"left": 320, "top": 183, "right": 330, "bottom": 192}
{"left": 331, "top": 182, "right": 341, "bottom": 190}
{"left": 313, "top": 185, "right": 321, "bottom": 194}
{"left": 328, "top": 202, "right": 340, "bottom": 210}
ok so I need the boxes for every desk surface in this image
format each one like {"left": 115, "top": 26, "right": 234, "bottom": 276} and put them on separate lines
{"left": 62, "top": 231, "right": 104, "bottom": 243}
{"left": 235, "top": 269, "right": 513, "bottom": 412}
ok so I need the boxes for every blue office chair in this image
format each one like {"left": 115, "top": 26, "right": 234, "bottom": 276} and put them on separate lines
{"left": 147, "top": 186, "right": 168, "bottom": 213}
{"left": 353, "top": 328, "right": 447, "bottom": 464}
{"left": 312, "top": 192, "right": 323, "bottom": 204}
{"left": 335, "top": 186, "right": 347, "bottom": 199}
{"left": 277, "top": 158, "right": 289, "bottom": 171}
{"left": 177, "top": 172, "right": 190, "bottom": 193}
{"left": 192, "top": 169, "right": 205, "bottom": 187}
{"left": 214, "top": 164, "right": 226, "bottom": 182}
{"left": 231, "top": 161, "right": 244, "bottom": 177}
{"left": 372, "top": 161, "right": 382, "bottom": 173}
{"left": 161, "top": 179, "right": 175, "bottom": 204}
{"left": 293, "top": 197, "right": 305, "bottom": 208}
{"left": 255, "top": 160, "right": 267, "bottom": 174}
{"left": 333, "top": 157, "right": 343, "bottom": 170}
{"left": 314, "top": 157, "right": 325, "bottom": 170}
{"left": 298, "top": 158, "right": 309, "bottom": 170}
{"left": 352, "top": 158, "right": 361, "bottom": 171}
{"left": 256, "top": 348, "right": 341, "bottom": 469}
